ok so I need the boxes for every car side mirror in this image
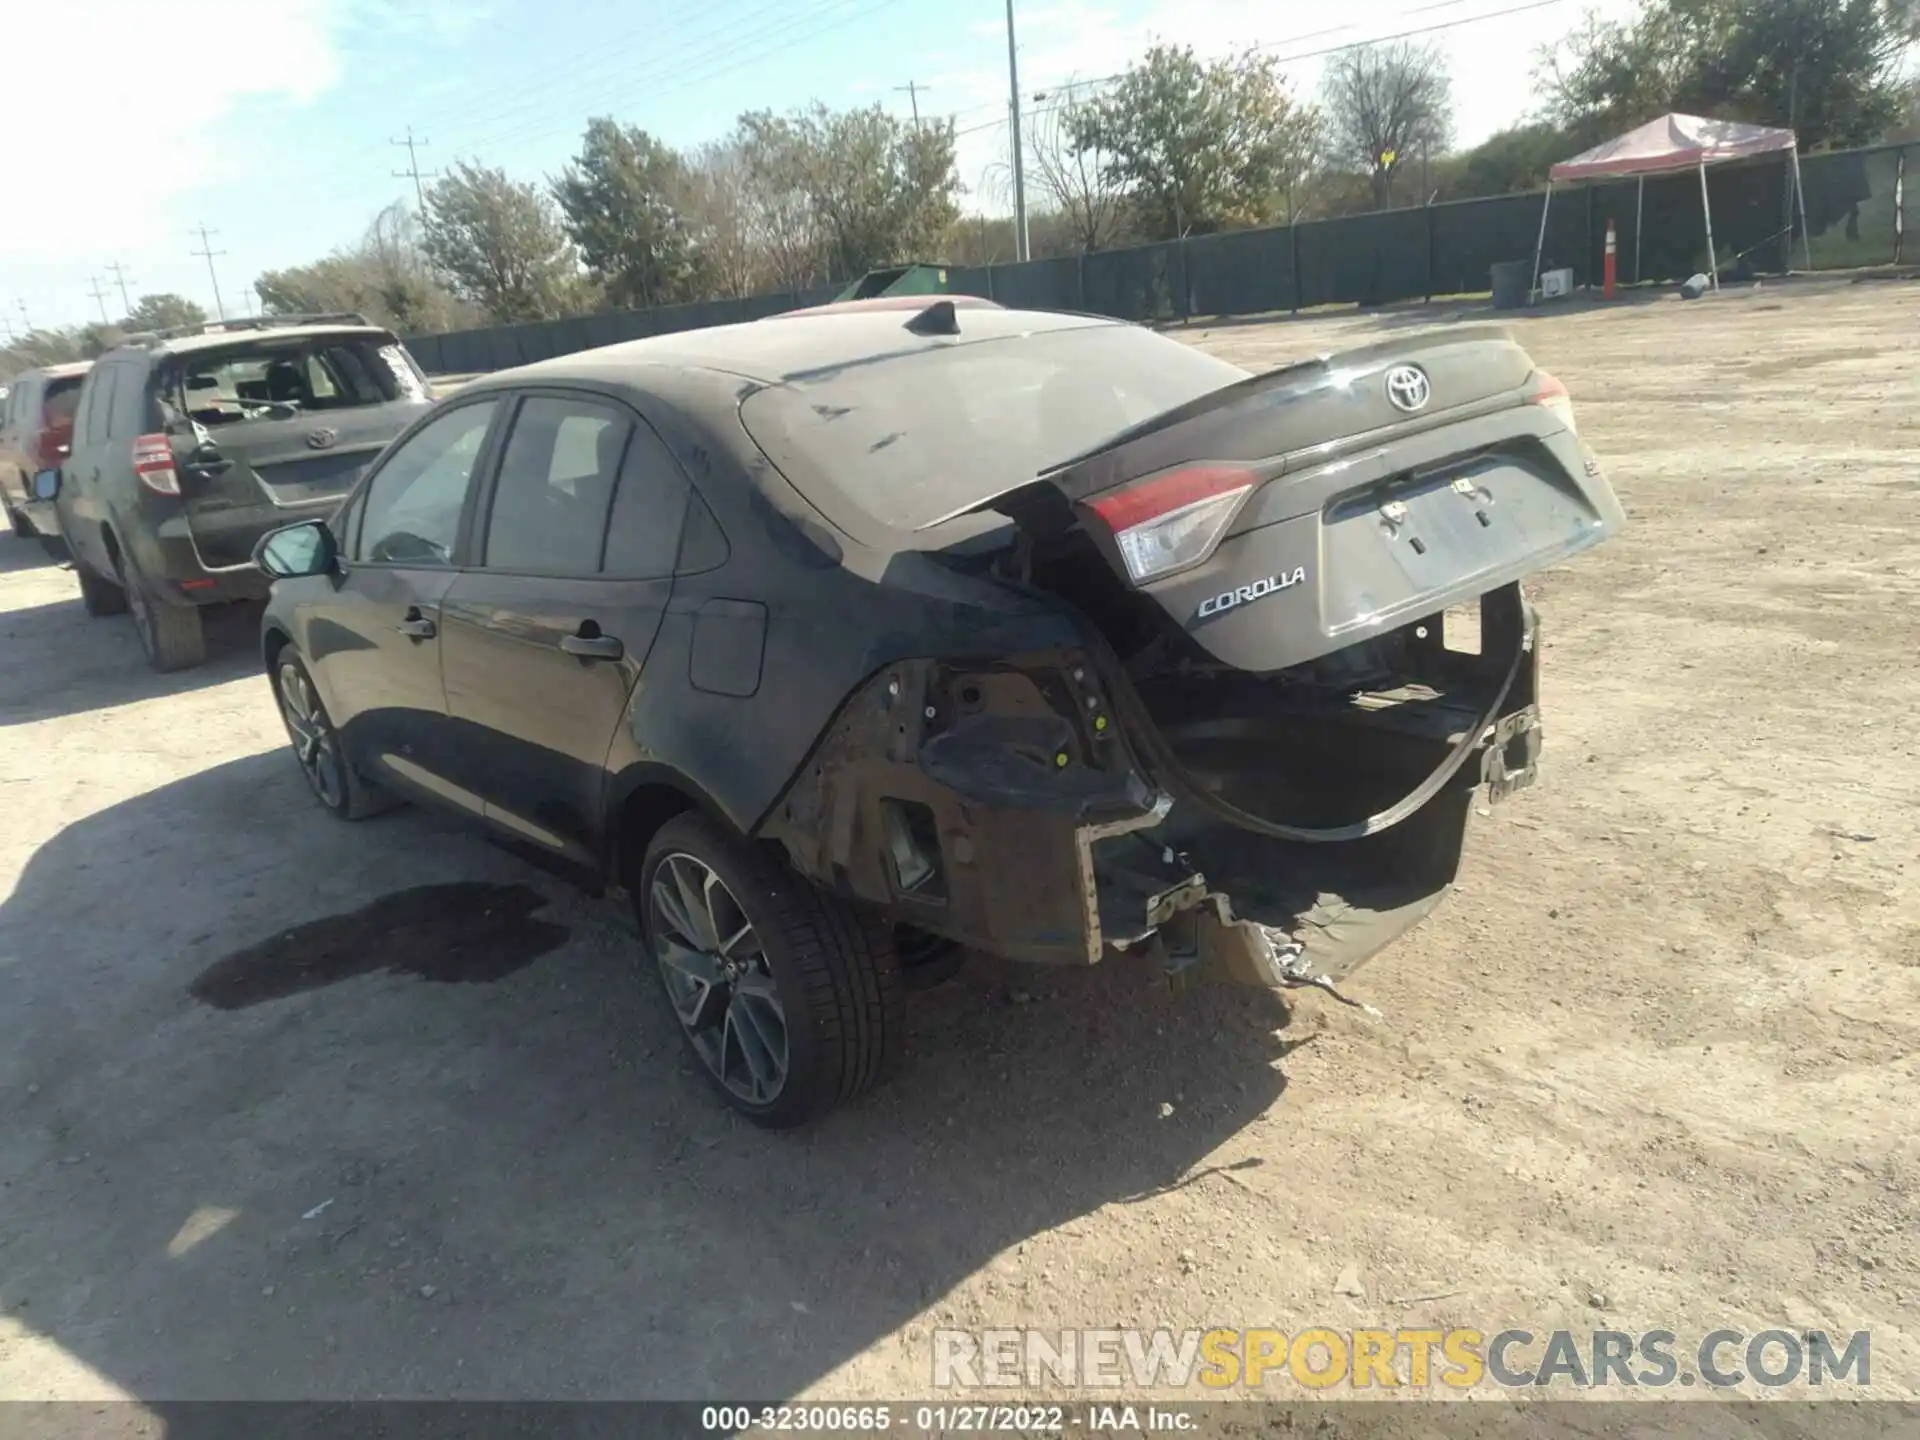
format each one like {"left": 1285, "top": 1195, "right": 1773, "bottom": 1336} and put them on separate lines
{"left": 254, "top": 520, "right": 338, "bottom": 580}
{"left": 31, "top": 469, "right": 60, "bottom": 501}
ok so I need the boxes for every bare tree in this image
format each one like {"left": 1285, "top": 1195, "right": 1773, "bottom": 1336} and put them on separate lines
{"left": 1320, "top": 40, "right": 1454, "bottom": 209}
{"left": 1027, "top": 85, "right": 1129, "bottom": 252}
{"left": 681, "top": 142, "right": 768, "bottom": 299}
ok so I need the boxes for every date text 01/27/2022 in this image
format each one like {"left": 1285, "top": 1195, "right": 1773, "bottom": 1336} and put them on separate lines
{"left": 698, "top": 1404, "right": 1198, "bottom": 1432}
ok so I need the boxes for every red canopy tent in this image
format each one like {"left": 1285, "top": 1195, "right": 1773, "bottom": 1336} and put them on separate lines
{"left": 1530, "top": 113, "right": 1813, "bottom": 297}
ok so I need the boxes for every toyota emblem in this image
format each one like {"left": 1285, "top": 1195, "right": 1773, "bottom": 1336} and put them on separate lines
{"left": 1384, "top": 365, "right": 1432, "bottom": 413}
{"left": 306, "top": 428, "right": 339, "bottom": 450}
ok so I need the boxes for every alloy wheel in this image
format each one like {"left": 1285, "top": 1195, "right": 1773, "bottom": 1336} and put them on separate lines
{"left": 277, "top": 661, "right": 347, "bottom": 810}
{"left": 648, "top": 852, "right": 789, "bottom": 1105}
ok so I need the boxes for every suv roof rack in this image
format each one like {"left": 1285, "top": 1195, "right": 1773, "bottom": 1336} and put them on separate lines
{"left": 122, "top": 312, "right": 379, "bottom": 347}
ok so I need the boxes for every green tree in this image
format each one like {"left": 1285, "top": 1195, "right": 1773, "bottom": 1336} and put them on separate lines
{"left": 1320, "top": 40, "right": 1454, "bottom": 209}
{"left": 423, "top": 161, "right": 583, "bottom": 322}
{"left": 733, "top": 104, "right": 960, "bottom": 281}
{"left": 1542, "top": 0, "right": 1911, "bottom": 149}
{"left": 1068, "top": 45, "right": 1321, "bottom": 239}
{"left": 256, "top": 203, "right": 477, "bottom": 334}
{"left": 122, "top": 293, "right": 207, "bottom": 333}
{"left": 551, "top": 118, "right": 700, "bottom": 308}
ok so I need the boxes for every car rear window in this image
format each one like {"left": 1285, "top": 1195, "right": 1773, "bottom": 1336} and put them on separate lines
{"left": 43, "top": 376, "right": 84, "bottom": 426}
{"left": 171, "top": 334, "right": 427, "bottom": 429}
{"left": 737, "top": 323, "right": 1246, "bottom": 541}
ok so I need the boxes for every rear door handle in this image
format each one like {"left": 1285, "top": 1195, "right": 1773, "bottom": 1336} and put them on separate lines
{"left": 559, "top": 632, "right": 623, "bottom": 661}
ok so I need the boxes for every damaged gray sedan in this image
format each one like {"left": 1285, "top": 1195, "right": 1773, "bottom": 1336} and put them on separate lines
{"left": 256, "top": 298, "right": 1622, "bottom": 1126}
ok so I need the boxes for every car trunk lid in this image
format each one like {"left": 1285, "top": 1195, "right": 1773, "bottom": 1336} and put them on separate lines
{"left": 1015, "top": 328, "right": 1621, "bottom": 675}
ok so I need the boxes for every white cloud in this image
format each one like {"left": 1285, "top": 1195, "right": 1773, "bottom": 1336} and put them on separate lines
{"left": 2, "top": 0, "right": 342, "bottom": 268}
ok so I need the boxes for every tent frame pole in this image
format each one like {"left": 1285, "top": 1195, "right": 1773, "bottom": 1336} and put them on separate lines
{"left": 1699, "top": 161, "right": 1719, "bottom": 291}
{"left": 1531, "top": 182, "right": 1553, "bottom": 301}
{"left": 1634, "top": 175, "right": 1644, "bottom": 284}
{"left": 1790, "top": 141, "right": 1813, "bottom": 272}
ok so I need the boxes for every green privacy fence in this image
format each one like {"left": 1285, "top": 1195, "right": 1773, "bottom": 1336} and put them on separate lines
{"left": 404, "top": 142, "right": 1912, "bottom": 376}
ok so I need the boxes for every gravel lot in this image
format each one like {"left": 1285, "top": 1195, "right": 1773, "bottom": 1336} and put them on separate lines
{"left": 1, "top": 278, "right": 1915, "bottom": 1415}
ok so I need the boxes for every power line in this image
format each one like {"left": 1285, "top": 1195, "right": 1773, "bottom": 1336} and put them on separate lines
{"left": 392, "top": 126, "right": 437, "bottom": 211}
{"left": 190, "top": 223, "right": 229, "bottom": 322}
{"left": 86, "top": 276, "right": 112, "bottom": 325}
{"left": 443, "top": 0, "right": 906, "bottom": 161}
{"left": 953, "top": 0, "right": 1574, "bottom": 143}
{"left": 106, "top": 261, "right": 136, "bottom": 313}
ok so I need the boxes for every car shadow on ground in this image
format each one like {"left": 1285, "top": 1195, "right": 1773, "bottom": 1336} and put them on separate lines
{"left": 0, "top": 587, "right": 265, "bottom": 728}
{"left": 0, "top": 537, "right": 62, "bottom": 575}
{"left": 0, "top": 749, "right": 1294, "bottom": 1402}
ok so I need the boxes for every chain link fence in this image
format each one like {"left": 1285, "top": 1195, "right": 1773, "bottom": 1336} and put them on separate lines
{"left": 408, "top": 142, "right": 1914, "bottom": 376}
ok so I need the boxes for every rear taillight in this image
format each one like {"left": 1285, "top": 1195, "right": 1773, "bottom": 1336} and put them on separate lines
{"left": 1086, "top": 464, "right": 1255, "bottom": 585}
{"left": 1527, "top": 370, "right": 1577, "bottom": 434}
{"left": 34, "top": 434, "right": 66, "bottom": 468}
{"left": 132, "top": 433, "right": 181, "bottom": 496}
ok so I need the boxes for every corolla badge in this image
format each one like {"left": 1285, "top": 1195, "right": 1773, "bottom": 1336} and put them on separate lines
{"left": 306, "top": 428, "right": 339, "bottom": 450}
{"left": 1195, "top": 566, "right": 1308, "bottom": 620}
{"left": 1384, "top": 365, "right": 1432, "bottom": 413}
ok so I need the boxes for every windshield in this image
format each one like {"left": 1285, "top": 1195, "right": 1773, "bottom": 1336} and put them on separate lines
{"left": 171, "top": 334, "right": 426, "bottom": 429}
{"left": 738, "top": 324, "right": 1247, "bottom": 541}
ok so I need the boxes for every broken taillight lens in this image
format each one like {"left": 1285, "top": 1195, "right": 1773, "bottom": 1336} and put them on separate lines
{"left": 1086, "top": 464, "right": 1254, "bottom": 585}
{"left": 132, "top": 433, "right": 181, "bottom": 496}
{"left": 1527, "top": 370, "right": 1577, "bottom": 434}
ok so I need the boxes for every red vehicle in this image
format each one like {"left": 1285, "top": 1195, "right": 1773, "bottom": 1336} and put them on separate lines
{"left": 0, "top": 361, "right": 91, "bottom": 547}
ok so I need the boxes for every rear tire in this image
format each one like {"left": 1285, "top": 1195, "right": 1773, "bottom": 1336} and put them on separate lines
{"left": 120, "top": 549, "right": 206, "bottom": 673}
{"left": 639, "top": 812, "right": 903, "bottom": 1128}
{"left": 75, "top": 557, "right": 128, "bottom": 617}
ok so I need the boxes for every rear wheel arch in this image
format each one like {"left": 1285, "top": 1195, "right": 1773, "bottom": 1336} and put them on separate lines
{"left": 607, "top": 772, "right": 736, "bottom": 890}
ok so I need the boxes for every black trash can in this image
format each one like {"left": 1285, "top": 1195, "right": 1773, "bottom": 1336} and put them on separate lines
{"left": 1490, "top": 260, "right": 1531, "bottom": 310}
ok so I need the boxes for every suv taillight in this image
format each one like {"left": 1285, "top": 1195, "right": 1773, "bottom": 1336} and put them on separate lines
{"left": 132, "top": 433, "right": 181, "bottom": 496}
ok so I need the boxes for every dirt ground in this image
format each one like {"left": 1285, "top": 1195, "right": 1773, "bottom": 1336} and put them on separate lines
{"left": 0, "top": 279, "right": 1915, "bottom": 1420}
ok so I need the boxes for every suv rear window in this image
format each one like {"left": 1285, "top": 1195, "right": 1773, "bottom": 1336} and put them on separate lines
{"left": 738, "top": 323, "right": 1245, "bottom": 540}
{"left": 169, "top": 334, "right": 427, "bottom": 430}
{"left": 43, "top": 376, "right": 84, "bottom": 426}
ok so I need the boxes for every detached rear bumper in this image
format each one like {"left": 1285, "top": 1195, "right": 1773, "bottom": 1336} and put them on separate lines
{"left": 766, "top": 590, "right": 1542, "bottom": 981}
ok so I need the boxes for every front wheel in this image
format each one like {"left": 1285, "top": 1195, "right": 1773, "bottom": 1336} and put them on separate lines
{"left": 6, "top": 505, "right": 30, "bottom": 539}
{"left": 272, "top": 650, "right": 398, "bottom": 820}
{"left": 640, "top": 813, "right": 903, "bottom": 1128}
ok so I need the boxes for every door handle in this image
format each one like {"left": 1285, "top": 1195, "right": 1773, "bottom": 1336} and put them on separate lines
{"left": 397, "top": 608, "right": 436, "bottom": 640}
{"left": 559, "top": 632, "right": 623, "bottom": 661}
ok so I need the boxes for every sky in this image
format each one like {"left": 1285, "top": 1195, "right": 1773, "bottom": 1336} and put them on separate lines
{"left": 4, "top": 0, "right": 1634, "bottom": 333}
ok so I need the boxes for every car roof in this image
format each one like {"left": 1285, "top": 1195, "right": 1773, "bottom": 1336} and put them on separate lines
{"left": 20, "top": 361, "right": 94, "bottom": 381}
{"left": 134, "top": 324, "right": 395, "bottom": 359}
{"left": 497, "top": 305, "right": 1118, "bottom": 389}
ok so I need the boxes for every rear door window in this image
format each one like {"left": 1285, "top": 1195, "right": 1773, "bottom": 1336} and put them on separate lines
{"left": 107, "top": 364, "right": 150, "bottom": 438}
{"left": 355, "top": 400, "right": 499, "bottom": 567}
{"left": 602, "top": 422, "right": 691, "bottom": 578}
{"left": 482, "top": 396, "right": 630, "bottom": 575}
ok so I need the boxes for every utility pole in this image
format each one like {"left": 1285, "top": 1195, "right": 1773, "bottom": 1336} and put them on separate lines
{"left": 1004, "top": 0, "right": 1029, "bottom": 262}
{"left": 392, "top": 126, "right": 435, "bottom": 212}
{"left": 893, "top": 80, "right": 929, "bottom": 129}
{"left": 190, "top": 223, "right": 228, "bottom": 320}
{"left": 86, "top": 275, "right": 112, "bottom": 325}
{"left": 106, "top": 261, "right": 136, "bottom": 314}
